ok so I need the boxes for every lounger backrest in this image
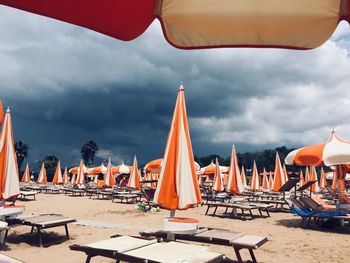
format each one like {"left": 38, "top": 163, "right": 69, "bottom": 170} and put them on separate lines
{"left": 289, "top": 197, "right": 308, "bottom": 210}
{"left": 301, "top": 196, "right": 321, "bottom": 210}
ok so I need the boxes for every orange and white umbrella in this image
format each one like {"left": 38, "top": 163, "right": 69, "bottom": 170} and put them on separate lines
{"left": 309, "top": 166, "right": 320, "bottom": 193}
{"left": 37, "top": 162, "right": 47, "bottom": 184}
{"left": 213, "top": 158, "right": 224, "bottom": 192}
{"left": 63, "top": 167, "right": 69, "bottom": 185}
{"left": 104, "top": 158, "right": 115, "bottom": 187}
{"left": 272, "top": 152, "right": 286, "bottom": 192}
{"left": 111, "top": 161, "right": 132, "bottom": 175}
{"left": 91, "top": 163, "right": 107, "bottom": 175}
{"left": 269, "top": 171, "right": 274, "bottom": 189}
{"left": 69, "top": 162, "right": 88, "bottom": 174}
{"left": 286, "top": 131, "right": 350, "bottom": 166}
{"left": 21, "top": 163, "right": 31, "bottom": 183}
{"left": 75, "top": 160, "right": 85, "bottom": 185}
{"left": 71, "top": 174, "right": 76, "bottom": 185}
{"left": 304, "top": 167, "right": 310, "bottom": 183}
{"left": 154, "top": 85, "right": 201, "bottom": 210}
{"left": 332, "top": 165, "right": 346, "bottom": 191}
{"left": 52, "top": 160, "right": 63, "bottom": 184}
{"left": 319, "top": 167, "right": 327, "bottom": 189}
{"left": 199, "top": 161, "right": 229, "bottom": 175}
{"left": 283, "top": 164, "right": 288, "bottom": 183}
{"left": 241, "top": 165, "right": 247, "bottom": 188}
{"left": 250, "top": 161, "right": 260, "bottom": 191}
{"left": 227, "top": 145, "right": 244, "bottom": 194}
{"left": 299, "top": 169, "right": 305, "bottom": 187}
{"left": 261, "top": 168, "right": 269, "bottom": 189}
{"left": 0, "top": 108, "right": 20, "bottom": 199}
{"left": 127, "top": 155, "right": 141, "bottom": 189}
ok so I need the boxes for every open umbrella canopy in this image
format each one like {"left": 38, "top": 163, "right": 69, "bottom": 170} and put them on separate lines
{"left": 1, "top": 0, "right": 349, "bottom": 50}
{"left": 153, "top": 85, "right": 201, "bottom": 210}
{"left": 52, "top": 160, "right": 63, "bottom": 184}
{"left": 0, "top": 108, "right": 20, "bottom": 199}
{"left": 111, "top": 162, "right": 132, "bottom": 175}
{"left": 285, "top": 131, "right": 350, "bottom": 166}
{"left": 199, "top": 161, "right": 228, "bottom": 175}
{"left": 145, "top": 158, "right": 200, "bottom": 174}
{"left": 37, "top": 162, "right": 47, "bottom": 184}
{"left": 21, "top": 163, "right": 30, "bottom": 183}
{"left": 90, "top": 163, "right": 107, "bottom": 175}
{"left": 69, "top": 162, "right": 88, "bottom": 174}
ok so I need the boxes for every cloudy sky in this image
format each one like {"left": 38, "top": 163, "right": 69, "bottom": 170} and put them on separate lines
{"left": 1, "top": 6, "right": 350, "bottom": 168}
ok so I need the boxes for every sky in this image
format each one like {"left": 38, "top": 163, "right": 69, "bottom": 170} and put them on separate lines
{"left": 1, "top": 6, "right": 350, "bottom": 168}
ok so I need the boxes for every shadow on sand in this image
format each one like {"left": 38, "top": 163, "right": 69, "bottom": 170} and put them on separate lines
{"left": 5, "top": 231, "right": 70, "bottom": 247}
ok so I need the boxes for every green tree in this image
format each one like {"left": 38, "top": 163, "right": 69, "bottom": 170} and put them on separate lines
{"left": 14, "top": 140, "right": 28, "bottom": 172}
{"left": 80, "top": 140, "right": 99, "bottom": 166}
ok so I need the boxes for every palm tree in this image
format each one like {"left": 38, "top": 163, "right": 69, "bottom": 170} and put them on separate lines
{"left": 80, "top": 140, "right": 99, "bottom": 166}
{"left": 15, "top": 140, "right": 28, "bottom": 172}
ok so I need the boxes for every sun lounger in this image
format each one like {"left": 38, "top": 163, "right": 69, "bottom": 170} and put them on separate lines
{"left": 70, "top": 235, "right": 225, "bottom": 263}
{"left": 140, "top": 228, "right": 268, "bottom": 263}
{"left": 18, "top": 191, "right": 37, "bottom": 201}
{"left": 203, "top": 202, "right": 260, "bottom": 220}
{"left": 6, "top": 214, "right": 76, "bottom": 247}
{"left": 112, "top": 193, "right": 141, "bottom": 204}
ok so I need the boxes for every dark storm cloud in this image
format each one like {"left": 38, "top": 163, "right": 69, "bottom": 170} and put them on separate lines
{"left": 1, "top": 7, "right": 350, "bottom": 168}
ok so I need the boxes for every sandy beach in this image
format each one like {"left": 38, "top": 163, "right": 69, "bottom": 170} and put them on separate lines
{"left": 0, "top": 194, "right": 349, "bottom": 263}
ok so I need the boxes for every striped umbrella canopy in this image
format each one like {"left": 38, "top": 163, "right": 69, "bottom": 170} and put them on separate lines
{"left": 21, "top": 163, "right": 30, "bottom": 183}
{"left": 285, "top": 131, "right": 350, "bottom": 166}
{"left": 52, "top": 160, "right": 63, "bottom": 184}
{"left": 2, "top": 1, "right": 350, "bottom": 50}
{"left": 319, "top": 167, "right": 327, "bottom": 188}
{"left": 283, "top": 164, "right": 288, "bottom": 183}
{"left": 37, "top": 162, "right": 47, "bottom": 184}
{"left": 250, "top": 161, "right": 260, "bottom": 191}
{"left": 299, "top": 169, "right": 305, "bottom": 187}
{"left": 199, "top": 161, "right": 229, "bottom": 175}
{"left": 227, "top": 145, "right": 244, "bottom": 194}
{"left": 127, "top": 155, "right": 141, "bottom": 189}
{"left": 111, "top": 161, "right": 132, "bottom": 175}
{"left": 91, "top": 163, "right": 107, "bottom": 175}
{"left": 63, "top": 167, "right": 69, "bottom": 185}
{"left": 76, "top": 160, "right": 85, "bottom": 185}
{"left": 272, "top": 152, "right": 286, "bottom": 192}
{"left": 71, "top": 173, "right": 76, "bottom": 185}
{"left": 69, "top": 162, "right": 88, "bottom": 174}
{"left": 104, "top": 158, "right": 115, "bottom": 187}
{"left": 241, "top": 165, "right": 247, "bottom": 188}
{"left": 213, "top": 158, "right": 224, "bottom": 192}
{"left": 309, "top": 166, "right": 320, "bottom": 193}
{"left": 0, "top": 108, "right": 20, "bottom": 199}
{"left": 261, "top": 168, "right": 269, "bottom": 189}
{"left": 153, "top": 85, "right": 201, "bottom": 210}
{"left": 145, "top": 158, "right": 201, "bottom": 174}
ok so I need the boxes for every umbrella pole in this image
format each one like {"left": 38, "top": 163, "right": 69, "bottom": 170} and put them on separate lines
{"left": 170, "top": 210, "right": 175, "bottom": 218}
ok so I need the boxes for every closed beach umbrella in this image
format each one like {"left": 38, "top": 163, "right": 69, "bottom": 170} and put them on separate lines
{"left": 309, "top": 166, "right": 320, "bottom": 193}
{"left": 52, "top": 160, "right": 63, "bottom": 184}
{"left": 272, "top": 152, "right": 286, "bottom": 192}
{"left": 2, "top": 1, "right": 350, "bottom": 50}
{"left": 63, "top": 167, "right": 69, "bottom": 185}
{"left": 304, "top": 167, "right": 310, "bottom": 183}
{"left": 299, "top": 170, "right": 305, "bottom": 187}
{"left": 319, "top": 168, "right": 327, "bottom": 189}
{"left": 127, "top": 155, "right": 141, "bottom": 189}
{"left": 76, "top": 160, "right": 85, "bottom": 185}
{"left": 153, "top": 85, "right": 201, "bottom": 210}
{"left": 104, "top": 158, "right": 115, "bottom": 187}
{"left": 21, "top": 163, "right": 30, "bottom": 183}
{"left": 283, "top": 164, "right": 288, "bottom": 183}
{"left": 71, "top": 174, "right": 76, "bottom": 185}
{"left": 261, "top": 168, "right": 269, "bottom": 189}
{"left": 269, "top": 172, "right": 274, "bottom": 189}
{"left": 227, "top": 145, "right": 244, "bottom": 194}
{"left": 213, "top": 158, "right": 224, "bottom": 193}
{"left": 250, "top": 161, "right": 260, "bottom": 191}
{"left": 0, "top": 108, "right": 20, "bottom": 199}
{"left": 37, "top": 162, "right": 47, "bottom": 184}
{"left": 241, "top": 165, "right": 247, "bottom": 188}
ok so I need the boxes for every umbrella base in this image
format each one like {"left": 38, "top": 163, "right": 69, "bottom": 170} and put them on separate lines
{"left": 162, "top": 217, "right": 199, "bottom": 234}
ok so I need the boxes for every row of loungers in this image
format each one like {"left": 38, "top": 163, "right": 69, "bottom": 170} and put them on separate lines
{"left": 71, "top": 228, "right": 268, "bottom": 263}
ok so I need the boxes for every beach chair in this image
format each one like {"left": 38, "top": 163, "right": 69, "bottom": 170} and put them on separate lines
{"left": 18, "top": 191, "right": 37, "bottom": 201}
{"left": 203, "top": 202, "right": 261, "bottom": 220}
{"left": 70, "top": 235, "right": 225, "bottom": 263}
{"left": 140, "top": 228, "right": 268, "bottom": 263}
{"left": 6, "top": 214, "right": 76, "bottom": 247}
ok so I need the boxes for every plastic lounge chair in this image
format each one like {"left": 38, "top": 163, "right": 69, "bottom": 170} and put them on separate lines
{"left": 203, "top": 202, "right": 260, "bottom": 220}
{"left": 140, "top": 228, "right": 267, "bottom": 263}
{"left": 112, "top": 193, "right": 140, "bottom": 204}
{"left": 6, "top": 214, "right": 76, "bottom": 247}
{"left": 19, "top": 191, "right": 37, "bottom": 201}
{"left": 70, "top": 235, "right": 225, "bottom": 263}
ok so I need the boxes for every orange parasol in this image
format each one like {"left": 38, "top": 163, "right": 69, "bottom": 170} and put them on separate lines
{"left": 272, "top": 152, "right": 286, "bottom": 192}
{"left": 63, "top": 167, "right": 69, "bottom": 185}
{"left": 250, "top": 161, "right": 260, "bottom": 191}
{"left": 37, "top": 162, "right": 47, "bottom": 184}
{"left": 127, "top": 155, "right": 141, "bottom": 189}
{"left": 21, "top": 163, "right": 30, "bottom": 183}
{"left": 75, "top": 160, "right": 85, "bottom": 185}
{"left": 227, "top": 145, "right": 244, "bottom": 194}
{"left": 212, "top": 158, "right": 224, "bottom": 192}
{"left": 261, "top": 168, "right": 269, "bottom": 189}
{"left": 104, "top": 158, "right": 115, "bottom": 187}
{"left": 52, "top": 160, "right": 63, "bottom": 184}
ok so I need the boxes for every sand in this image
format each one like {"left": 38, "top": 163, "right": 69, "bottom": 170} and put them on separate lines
{"left": 1, "top": 194, "right": 350, "bottom": 263}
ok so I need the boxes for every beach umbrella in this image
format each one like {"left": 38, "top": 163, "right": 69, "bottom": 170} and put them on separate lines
{"left": 104, "top": 158, "right": 115, "bottom": 187}
{"left": 37, "top": 162, "right": 47, "bottom": 184}
{"left": 241, "top": 165, "right": 247, "bottom": 188}
{"left": 71, "top": 173, "right": 76, "bottom": 185}
{"left": 2, "top": 1, "right": 350, "bottom": 50}
{"left": 91, "top": 163, "right": 107, "bottom": 175}
{"left": 213, "top": 158, "right": 224, "bottom": 193}
{"left": 76, "top": 160, "right": 85, "bottom": 185}
{"left": 0, "top": 108, "right": 20, "bottom": 200}
{"left": 111, "top": 161, "right": 132, "bottom": 175}
{"left": 250, "top": 161, "right": 260, "bottom": 191}
{"left": 261, "top": 168, "right": 269, "bottom": 189}
{"left": 145, "top": 158, "right": 201, "bottom": 174}
{"left": 227, "top": 145, "right": 244, "bottom": 194}
{"left": 200, "top": 161, "right": 229, "bottom": 175}
{"left": 319, "top": 168, "right": 327, "bottom": 189}
{"left": 332, "top": 166, "right": 346, "bottom": 191}
{"left": 63, "top": 167, "right": 69, "bottom": 185}
{"left": 127, "top": 155, "right": 141, "bottom": 189}
{"left": 52, "top": 160, "right": 63, "bottom": 184}
{"left": 153, "top": 85, "right": 201, "bottom": 211}
{"left": 269, "top": 172, "right": 274, "bottom": 189}
{"left": 299, "top": 170, "right": 305, "bottom": 187}
{"left": 272, "top": 152, "right": 286, "bottom": 192}
{"left": 305, "top": 167, "right": 311, "bottom": 183}
{"left": 21, "top": 163, "right": 30, "bottom": 183}
{"left": 309, "top": 166, "right": 320, "bottom": 193}
{"left": 69, "top": 162, "right": 88, "bottom": 174}
{"left": 283, "top": 164, "right": 288, "bottom": 183}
